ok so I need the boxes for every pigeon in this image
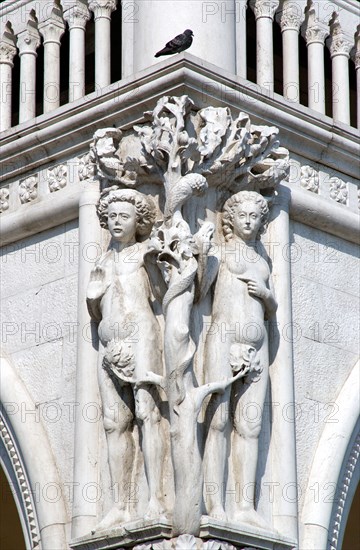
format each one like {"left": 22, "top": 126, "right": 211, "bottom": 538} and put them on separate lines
{"left": 155, "top": 29, "right": 193, "bottom": 57}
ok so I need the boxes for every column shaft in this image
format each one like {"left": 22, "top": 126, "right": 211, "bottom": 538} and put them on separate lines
{"left": 43, "top": 41, "right": 61, "bottom": 113}
{"left": 307, "top": 42, "right": 325, "bottom": 114}
{"left": 19, "top": 51, "right": 37, "bottom": 123}
{"left": 332, "top": 55, "right": 350, "bottom": 124}
{"left": 256, "top": 17, "right": 274, "bottom": 90}
{"left": 282, "top": 29, "right": 299, "bottom": 102}
{"left": 69, "top": 27, "right": 86, "bottom": 101}
{"left": 236, "top": 1, "right": 247, "bottom": 78}
{"left": 94, "top": 16, "right": 111, "bottom": 88}
{"left": 0, "top": 62, "right": 13, "bottom": 131}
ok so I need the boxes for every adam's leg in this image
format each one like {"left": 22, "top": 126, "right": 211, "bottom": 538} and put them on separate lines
{"left": 135, "top": 385, "right": 166, "bottom": 518}
{"left": 95, "top": 369, "right": 134, "bottom": 531}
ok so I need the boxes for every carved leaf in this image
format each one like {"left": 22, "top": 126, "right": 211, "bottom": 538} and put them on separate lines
{"left": 175, "top": 534, "right": 198, "bottom": 550}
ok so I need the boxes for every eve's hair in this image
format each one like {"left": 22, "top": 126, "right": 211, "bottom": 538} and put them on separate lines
{"left": 97, "top": 187, "right": 156, "bottom": 237}
{"left": 222, "top": 191, "right": 269, "bottom": 241}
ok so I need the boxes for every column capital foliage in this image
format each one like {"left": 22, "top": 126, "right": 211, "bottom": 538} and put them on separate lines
{"left": 0, "top": 23, "right": 17, "bottom": 65}
{"left": 39, "top": 6, "right": 65, "bottom": 44}
{"left": 279, "top": 2, "right": 303, "bottom": 32}
{"left": 88, "top": 0, "right": 117, "bottom": 20}
{"left": 64, "top": 0, "right": 90, "bottom": 30}
{"left": 303, "top": 1, "right": 328, "bottom": 45}
{"left": 328, "top": 12, "right": 353, "bottom": 59}
{"left": 17, "top": 13, "right": 41, "bottom": 55}
{"left": 250, "top": 0, "right": 280, "bottom": 21}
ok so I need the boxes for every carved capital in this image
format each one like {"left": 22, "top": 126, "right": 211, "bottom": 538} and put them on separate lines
{"left": 64, "top": 1, "right": 90, "bottom": 30}
{"left": 303, "top": 2, "right": 328, "bottom": 45}
{"left": 329, "top": 177, "right": 347, "bottom": 205}
{"left": 0, "top": 41, "right": 17, "bottom": 66}
{"left": 250, "top": 0, "right": 279, "bottom": 21}
{"left": 328, "top": 13, "right": 352, "bottom": 59}
{"left": 19, "top": 176, "right": 38, "bottom": 203}
{"left": 280, "top": 10, "right": 301, "bottom": 32}
{"left": 0, "top": 187, "right": 10, "bottom": 213}
{"left": 39, "top": 8, "right": 65, "bottom": 45}
{"left": 17, "top": 25, "right": 41, "bottom": 56}
{"left": 89, "top": 0, "right": 117, "bottom": 21}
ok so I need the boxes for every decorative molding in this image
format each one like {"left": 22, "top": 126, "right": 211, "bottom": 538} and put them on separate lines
{"left": 17, "top": 13, "right": 41, "bottom": 56}
{"left": 0, "top": 414, "right": 40, "bottom": 548}
{"left": 88, "top": 0, "right": 117, "bottom": 21}
{"left": 78, "top": 152, "right": 96, "bottom": 181}
{"left": 329, "top": 431, "right": 360, "bottom": 550}
{"left": 250, "top": 0, "right": 279, "bottom": 21}
{"left": 19, "top": 175, "right": 38, "bottom": 203}
{"left": 329, "top": 176, "right": 348, "bottom": 205}
{"left": 64, "top": 0, "right": 91, "bottom": 30}
{"left": 133, "top": 536, "right": 237, "bottom": 549}
{"left": 38, "top": 6, "right": 65, "bottom": 45}
{"left": 329, "top": 13, "right": 352, "bottom": 59}
{"left": 300, "top": 165, "right": 319, "bottom": 193}
{"left": 48, "top": 163, "right": 67, "bottom": 192}
{"left": 303, "top": 2, "right": 328, "bottom": 46}
{"left": 0, "top": 186, "right": 10, "bottom": 212}
{"left": 0, "top": 40, "right": 17, "bottom": 66}
{"left": 279, "top": 5, "right": 302, "bottom": 32}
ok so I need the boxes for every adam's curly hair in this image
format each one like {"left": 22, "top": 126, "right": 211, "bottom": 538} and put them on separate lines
{"left": 222, "top": 191, "right": 269, "bottom": 241}
{"left": 97, "top": 187, "right": 156, "bottom": 237}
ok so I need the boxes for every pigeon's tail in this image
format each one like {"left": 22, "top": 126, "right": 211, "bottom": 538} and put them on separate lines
{"left": 155, "top": 48, "right": 172, "bottom": 57}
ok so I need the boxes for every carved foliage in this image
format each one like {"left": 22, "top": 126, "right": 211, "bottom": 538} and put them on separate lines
{"left": 19, "top": 175, "right": 38, "bottom": 203}
{"left": 0, "top": 187, "right": 10, "bottom": 213}
{"left": 329, "top": 177, "right": 347, "bottom": 204}
{"left": 48, "top": 164, "right": 67, "bottom": 192}
{"left": 300, "top": 165, "right": 319, "bottom": 193}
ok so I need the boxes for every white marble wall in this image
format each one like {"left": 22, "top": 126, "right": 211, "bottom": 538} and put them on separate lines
{"left": 1, "top": 220, "right": 79, "bottom": 523}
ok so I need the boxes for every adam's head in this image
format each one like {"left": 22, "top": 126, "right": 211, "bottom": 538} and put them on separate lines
{"left": 97, "top": 188, "right": 156, "bottom": 242}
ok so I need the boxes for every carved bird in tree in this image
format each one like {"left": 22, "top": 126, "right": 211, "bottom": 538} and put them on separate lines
{"left": 155, "top": 29, "right": 194, "bottom": 57}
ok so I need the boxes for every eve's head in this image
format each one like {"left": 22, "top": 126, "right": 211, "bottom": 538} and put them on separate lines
{"left": 222, "top": 191, "right": 269, "bottom": 242}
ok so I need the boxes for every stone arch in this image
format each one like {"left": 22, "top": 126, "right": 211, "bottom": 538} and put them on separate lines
{"left": 0, "top": 356, "right": 68, "bottom": 549}
{"left": 301, "top": 359, "right": 360, "bottom": 549}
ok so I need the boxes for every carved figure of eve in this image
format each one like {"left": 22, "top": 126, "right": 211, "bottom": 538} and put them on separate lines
{"left": 86, "top": 188, "right": 165, "bottom": 531}
{"left": 204, "top": 190, "right": 277, "bottom": 528}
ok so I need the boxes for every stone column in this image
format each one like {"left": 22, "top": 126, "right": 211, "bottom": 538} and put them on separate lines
{"left": 0, "top": 38, "right": 17, "bottom": 132}
{"left": 328, "top": 13, "right": 352, "bottom": 125}
{"left": 17, "top": 19, "right": 40, "bottom": 124}
{"left": 133, "top": 0, "right": 237, "bottom": 74}
{"left": 279, "top": 2, "right": 302, "bottom": 102}
{"left": 71, "top": 179, "right": 102, "bottom": 539}
{"left": 236, "top": 0, "right": 247, "bottom": 78}
{"left": 39, "top": 7, "right": 65, "bottom": 114}
{"left": 303, "top": 2, "right": 328, "bottom": 114}
{"left": 89, "top": 0, "right": 117, "bottom": 90}
{"left": 354, "top": 27, "right": 360, "bottom": 129}
{"left": 267, "top": 185, "right": 298, "bottom": 541}
{"left": 250, "top": 0, "right": 279, "bottom": 92}
{"left": 64, "top": 0, "right": 90, "bottom": 102}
